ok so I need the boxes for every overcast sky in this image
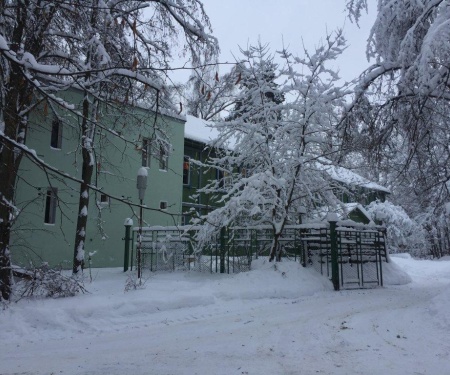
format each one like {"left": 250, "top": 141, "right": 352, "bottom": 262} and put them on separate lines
{"left": 199, "top": 0, "right": 376, "bottom": 83}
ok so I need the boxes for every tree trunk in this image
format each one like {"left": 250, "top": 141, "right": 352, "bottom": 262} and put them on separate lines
{"left": 0, "top": 161, "right": 14, "bottom": 300}
{"left": 269, "top": 232, "right": 282, "bottom": 262}
{"left": 0, "top": 140, "right": 19, "bottom": 300}
{"left": 72, "top": 97, "right": 95, "bottom": 274}
{"left": 72, "top": 160, "right": 93, "bottom": 274}
{"left": 0, "top": 69, "right": 29, "bottom": 300}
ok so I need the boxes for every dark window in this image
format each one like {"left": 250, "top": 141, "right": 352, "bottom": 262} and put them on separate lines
{"left": 50, "top": 118, "right": 63, "bottom": 149}
{"left": 216, "top": 169, "right": 224, "bottom": 188}
{"left": 216, "top": 169, "right": 231, "bottom": 189}
{"left": 142, "top": 138, "right": 151, "bottom": 167}
{"left": 181, "top": 214, "right": 189, "bottom": 226}
{"left": 44, "top": 188, "right": 58, "bottom": 224}
{"left": 159, "top": 145, "right": 168, "bottom": 170}
{"left": 100, "top": 194, "right": 109, "bottom": 204}
{"left": 183, "top": 156, "right": 190, "bottom": 185}
{"left": 159, "top": 201, "right": 168, "bottom": 210}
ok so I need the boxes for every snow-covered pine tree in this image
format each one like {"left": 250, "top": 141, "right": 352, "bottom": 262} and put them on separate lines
{"left": 196, "top": 34, "right": 348, "bottom": 261}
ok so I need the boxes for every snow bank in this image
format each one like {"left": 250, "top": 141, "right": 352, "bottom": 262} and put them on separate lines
{"left": 390, "top": 252, "right": 412, "bottom": 259}
{"left": 382, "top": 258, "right": 412, "bottom": 285}
{"left": 213, "top": 258, "right": 333, "bottom": 300}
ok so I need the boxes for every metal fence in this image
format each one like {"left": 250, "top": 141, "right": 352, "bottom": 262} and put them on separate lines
{"left": 336, "top": 223, "right": 387, "bottom": 289}
{"left": 124, "top": 220, "right": 388, "bottom": 290}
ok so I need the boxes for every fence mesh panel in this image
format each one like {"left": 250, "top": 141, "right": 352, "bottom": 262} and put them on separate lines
{"left": 131, "top": 222, "right": 387, "bottom": 288}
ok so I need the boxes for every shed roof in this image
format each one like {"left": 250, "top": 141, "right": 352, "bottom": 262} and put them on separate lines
{"left": 319, "top": 162, "right": 390, "bottom": 194}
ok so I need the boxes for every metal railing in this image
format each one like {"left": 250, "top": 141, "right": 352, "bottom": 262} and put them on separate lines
{"left": 123, "top": 220, "right": 387, "bottom": 290}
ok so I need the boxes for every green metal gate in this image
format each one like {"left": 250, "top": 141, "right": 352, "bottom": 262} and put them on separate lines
{"left": 298, "top": 222, "right": 387, "bottom": 290}
{"left": 336, "top": 226, "right": 386, "bottom": 289}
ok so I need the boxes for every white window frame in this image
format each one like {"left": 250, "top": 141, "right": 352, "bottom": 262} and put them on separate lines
{"left": 142, "top": 138, "right": 151, "bottom": 167}
{"left": 98, "top": 193, "right": 110, "bottom": 207}
{"left": 216, "top": 168, "right": 232, "bottom": 189}
{"left": 44, "top": 187, "right": 58, "bottom": 224}
{"left": 159, "top": 144, "right": 168, "bottom": 171}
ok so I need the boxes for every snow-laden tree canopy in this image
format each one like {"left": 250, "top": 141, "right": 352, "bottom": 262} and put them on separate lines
{"left": 344, "top": 0, "right": 450, "bottom": 257}
{"left": 195, "top": 36, "right": 350, "bottom": 260}
{"left": 366, "top": 200, "right": 429, "bottom": 257}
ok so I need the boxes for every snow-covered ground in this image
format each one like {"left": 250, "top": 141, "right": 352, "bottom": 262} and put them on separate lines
{"left": 1, "top": 255, "right": 450, "bottom": 375}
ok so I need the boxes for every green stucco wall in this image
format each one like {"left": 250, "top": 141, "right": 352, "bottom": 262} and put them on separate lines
{"left": 12, "top": 90, "right": 184, "bottom": 268}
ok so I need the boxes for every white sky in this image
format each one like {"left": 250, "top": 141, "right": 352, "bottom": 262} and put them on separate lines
{"left": 184, "top": 1, "right": 376, "bottom": 84}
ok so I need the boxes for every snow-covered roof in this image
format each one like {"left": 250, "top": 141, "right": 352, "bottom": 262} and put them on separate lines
{"left": 184, "top": 118, "right": 389, "bottom": 195}
{"left": 184, "top": 115, "right": 218, "bottom": 145}
{"left": 319, "top": 163, "right": 390, "bottom": 194}
{"left": 313, "top": 202, "right": 374, "bottom": 224}
{"left": 340, "top": 203, "right": 373, "bottom": 222}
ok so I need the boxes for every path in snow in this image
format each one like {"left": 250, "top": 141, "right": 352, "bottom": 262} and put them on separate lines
{"left": 1, "top": 256, "right": 450, "bottom": 375}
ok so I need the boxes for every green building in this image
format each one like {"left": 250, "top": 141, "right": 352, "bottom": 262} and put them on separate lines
{"left": 12, "top": 90, "right": 185, "bottom": 268}
{"left": 181, "top": 115, "right": 224, "bottom": 225}
{"left": 181, "top": 120, "right": 391, "bottom": 227}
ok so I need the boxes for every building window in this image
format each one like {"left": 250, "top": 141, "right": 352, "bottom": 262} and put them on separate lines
{"left": 216, "top": 169, "right": 231, "bottom": 189}
{"left": 159, "top": 201, "right": 168, "bottom": 210}
{"left": 183, "top": 156, "right": 190, "bottom": 185}
{"left": 142, "top": 138, "right": 151, "bottom": 167}
{"left": 181, "top": 214, "right": 189, "bottom": 226}
{"left": 98, "top": 194, "right": 110, "bottom": 206}
{"left": 44, "top": 188, "right": 58, "bottom": 224}
{"left": 159, "top": 144, "right": 168, "bottom": 171}
{"left": 216, "top": 169, "right": 223, "bottom": 181}
{"left": 50, "top": 118, "right": 63, "bottom": 149}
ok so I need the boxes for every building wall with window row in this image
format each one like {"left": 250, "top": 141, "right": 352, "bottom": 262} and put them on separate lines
{"left": 12, "top": 90, "right": 184, "bottom": 268}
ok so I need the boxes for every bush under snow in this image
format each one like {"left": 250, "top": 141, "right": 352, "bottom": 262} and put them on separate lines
{"left": 366, "top": 200, "right": 429, "bottom": 257}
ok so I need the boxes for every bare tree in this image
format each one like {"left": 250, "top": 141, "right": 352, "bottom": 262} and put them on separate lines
{"left": 186, "top": 68, "right": 238, "bottom": 120}
{"left": 0, "top": 0, "right": 218, "bottom": 300}
{"left": 343, "top": 0, "right": 450, "bottom": 256}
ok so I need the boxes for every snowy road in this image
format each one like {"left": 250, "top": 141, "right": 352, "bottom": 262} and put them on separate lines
{"left": 1, "top": 256, "right": 450, "bottom": 375}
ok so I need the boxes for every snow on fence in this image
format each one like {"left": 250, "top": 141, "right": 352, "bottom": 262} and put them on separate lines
{"left": 124, "top": 220, "right": 388, "bottom": 290}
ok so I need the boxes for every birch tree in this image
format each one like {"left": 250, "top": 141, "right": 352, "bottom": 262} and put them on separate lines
{"left": 0, "top": 0, "right": 217, "bottom": 300}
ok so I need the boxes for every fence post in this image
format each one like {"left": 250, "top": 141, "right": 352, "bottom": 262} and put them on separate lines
{"left": 220, "top": 227, "right": 226, "bottom": 274}
{"left": 328, "top": 213, "right": 340, "bottom": 291}
{"left": 123, "top": 218, "right": 133, "bottom": 272}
